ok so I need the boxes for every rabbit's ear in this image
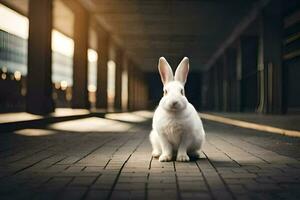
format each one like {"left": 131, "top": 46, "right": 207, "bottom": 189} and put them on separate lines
{"left": 175, "top": 57, "right": 189, "bottom": 84}
{"left": 158, "top": 57, "right": 173, "bottom": 85}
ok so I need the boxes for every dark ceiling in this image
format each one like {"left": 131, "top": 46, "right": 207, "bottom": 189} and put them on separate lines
{"left": 1, "top": 0, "right": 259, "bottom": 72}
{"left": 80, "top": 0, "right": 258, "bottom": 71}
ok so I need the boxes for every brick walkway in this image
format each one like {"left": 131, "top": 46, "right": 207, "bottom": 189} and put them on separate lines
{"left": 0, "top": 115, "right": 299, "bottom": 200}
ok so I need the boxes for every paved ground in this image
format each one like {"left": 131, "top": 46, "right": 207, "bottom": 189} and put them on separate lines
{"left": 0, "top": 112, "right": 300, "bottom": 200}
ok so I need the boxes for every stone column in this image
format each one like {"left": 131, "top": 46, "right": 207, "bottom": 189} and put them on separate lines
{"left": 212, "top": 65, "right": 219, "bottom": 111}
{"left": 135, "top": 71, "right": 140, "bottom": 110}
{"left": 261, "top": 0, "right": 283, "bottom": 114}
{"left": 216, "top": 60, "right": 223, "bottom": 111}
{"left": 127, "top": 61, "right": 135, "bottom": 110}
{"left": 222, "top": 54, "right": 229, "bottom": 111}
{"left": 133, "top": 65, "right": 138, "bottom": 110}
{"left": 121, "top": 55, "right": 128, "bottom": 111}
{"left": 114, "top": 48, "right": 123, "bottom": 110}
{"left": 224, "top": 48, "right": 238, "bottom": 111}
{"left": 96, "top": 29, "right": 109, "bottom": 109}
{"left": 26, "top": 0, "right": 54, "bottom": 114}
{"left": 72, "top": 5, "right": 89, "bottom": 109}
{"left": 239, "top": 36, "right": 259, "bottom": 112}
{"left": 208, "top": 69, "right": 215, "bottom": 110}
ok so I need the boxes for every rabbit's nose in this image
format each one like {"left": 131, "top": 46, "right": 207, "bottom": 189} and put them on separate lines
{"left": 171, "top": 101, "right": 178, "bottom": 107}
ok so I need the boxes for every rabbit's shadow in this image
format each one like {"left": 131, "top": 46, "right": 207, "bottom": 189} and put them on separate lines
{"left": 190, "top": 156, "right": 206, "bottom": 162}
{"left": 152, "top": 155, "right": 206, "bottom": 162}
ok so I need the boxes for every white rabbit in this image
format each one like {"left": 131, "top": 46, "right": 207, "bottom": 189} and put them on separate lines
{"left": 149, "top": 57, "right": 205, "bottom": 162}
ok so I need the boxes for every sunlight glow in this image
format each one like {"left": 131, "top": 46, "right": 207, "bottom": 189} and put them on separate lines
{"left": 49, "top": 117, "right": 132, "bottom": 132}
{"left": 88, "top": 49, "right": 98, "bottom": 62}
{"left": 88, "top": 49, "right": 97, "bottom": 97}
{"left": 88, "top": 84, "right": 97, "bottom": 92}
{"left": 14, "top": 71, "right": 21, "bottom": 81}
{"left": 0, "top": 112, "right": 42, "bottom": 123}
{"left": 107, "top": 60, "right": 116, "bottom": 108}
{"left": 0, "top": 4, "right": 74, "bottom": 57}
{"left": 0, "top": 4, "right": 29, "bottom": 39}
{"left": 60, "top": 80, "right": 68, "bottom": 90}
{"left": 132, "top": 111, "right": 154, "bottom": 118}
{"left": 121, "top": 70, "right": 128, "bottom": 110}
{"left": 15, "top": 129, "right": 56, "bottom": 137}
{"left": 52, "top": 30, "right": 74, "bottom": 57}
{"left": 51, "top": 108, "right": 89, "bottom": 117}
{"left": 105, "top": 113, "right": 148, "bottom": 123}
{"left": 200, "top": 113, "right": 300, "bottom": 137}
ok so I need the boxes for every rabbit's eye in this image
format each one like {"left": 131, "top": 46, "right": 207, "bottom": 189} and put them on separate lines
{"left": 164, "top": 90, "right": 167, "bottom": 96}
{"left": 180, "top": 89, "right": 184, "bottom": 95}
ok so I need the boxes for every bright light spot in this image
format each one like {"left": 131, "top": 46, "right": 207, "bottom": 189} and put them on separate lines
{"left": 0, "top": 112, "right": 42, "bottom": 123}
{"left": 0, "top": 4, "right": 74, "bottom": 84}
{"left": 88, "top": 84, "right": 96, "bottom": 92}
{"left": 54, "top": 82, "right": 60, "bottom": 89}
{"left": 88, "top": 49, "right": 98, "bottom": 62}
{"left": 60, "top": 80, "right": 68, "bottom": 90}
{"left": 0, "top": 4, "right": 74, "bottom": 57}
{"left": 0, "top": 4, "right": 29, "bottom": 39}
{"left": 49, "top": 117, "right": 132, "bottom": 132}
{"left": 14, "top": 71, "right": 21, "bottom": 81}
{"left": 199, "top": 113, "right": 300, "bottom": 137}
{"left": 107, "top": 60, "right": 116, "bottom": 108}
{"left": 52, "top": 108, "right": 89, "bottom": 117}
{"left": 1, "top": 67, "right": 7, "bottom": 73}
{"left": 132, "top": 111, "right": 154, "bottom": 118}
{"left": 52, "top": 30, "right": 74, "bottom": 57}
{"left": 1, "top": 73, "right": 6, "bottom": 80}
{"left": 88, "top": 49, "right": 97, "bottom": 102}
{"left": 105, "top": 113, "right": 148, "bottom": 123}
{"left": 121, "top": 70, "right": 128, "bottom": 110}
{"left": 15, "top": 129, "right": 56, "bottom": 137}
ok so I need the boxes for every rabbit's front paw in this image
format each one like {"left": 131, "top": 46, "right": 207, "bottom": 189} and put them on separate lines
{"left": 152, "top": 150, "right": 161, "bottom": 158}
{"left": 159, "top": 154, "right": 172, "bottom": 162}
{"left": 176, "top": 154, "right": 190, "bottom": 162}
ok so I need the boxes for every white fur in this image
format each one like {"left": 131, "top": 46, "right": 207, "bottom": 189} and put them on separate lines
{"left": 149, "top": 57, "right": 205, "bottom": 162}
